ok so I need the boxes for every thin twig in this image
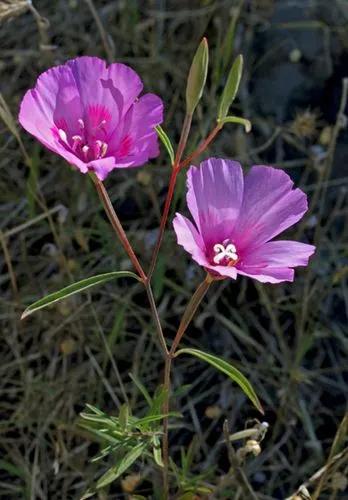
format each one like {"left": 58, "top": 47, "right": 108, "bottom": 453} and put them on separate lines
{"left": 84, "top": 0, "right": 114, "bottom": 62}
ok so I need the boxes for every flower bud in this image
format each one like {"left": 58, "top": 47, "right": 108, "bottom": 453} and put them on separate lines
{"left": 186, "top": 38, "right": 209, "bottom": 114}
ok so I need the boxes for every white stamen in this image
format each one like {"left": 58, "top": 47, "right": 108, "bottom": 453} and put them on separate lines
{"left": 82, "top": 145, "right": 89, "bottom": 159}
{"left": 95, "top": 140, "right": 108, "bottom": 158}
{"left": 78, "top": 118, "right": 85, "bottom": 129}
{"left": 71, "top": 135, "right": 82, "bottom": 151}
{"left": 213, "top": 242, "right": 238, "bottom": 264}
{"left": 58, "top": 129, "right": 68, "bottom": 143}
{"left": 101, "top": 142, "right": 108, "bottom": 157}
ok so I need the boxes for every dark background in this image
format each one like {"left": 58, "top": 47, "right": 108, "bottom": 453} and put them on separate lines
{"left": 0, "top": 0, "right": 347, "bottom": 498}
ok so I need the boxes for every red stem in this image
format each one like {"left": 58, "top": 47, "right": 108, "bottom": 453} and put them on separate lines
{"left": 148, "top": 165, "right": 179, "bottom": 279}
{"left": 148, "top": 113, "right": 193, "bottom": 280}
{"left": 179, "top": 123, "right": 222, "bottom": 170}
{"left": 93, "top": 177, "right": 147, "bottom": 281}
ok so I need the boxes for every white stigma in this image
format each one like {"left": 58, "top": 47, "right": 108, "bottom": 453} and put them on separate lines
{"left": 213, "top": 242, "right": 238, "bottom": 264}
{"left": 78, "top": 118, "right": 85, "bottom": 129}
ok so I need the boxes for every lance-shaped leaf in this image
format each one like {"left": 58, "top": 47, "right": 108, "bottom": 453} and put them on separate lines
{"left": 96, "top": 442, "right": 147, "bottom": 489}
{"left": 21, "top": 271, "right": 140, "bottom": 319}
{"left": 155, "top": 125, "right": 174, "bottom": 165}
{"left": 186, "top": 37, "right": 209, "bottom": 114}
{"left": 218, "top": 54, "right": 243, "bottom": 120}
{"left": 175, "top": 348, "right": 263, "bottom": 414}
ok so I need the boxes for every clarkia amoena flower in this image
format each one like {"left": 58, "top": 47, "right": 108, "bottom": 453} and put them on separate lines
{"left": 19, "top": 56, "right": 164, "bottom": 180}
{"left": 173, "top": 158, "right": 315, "bottom": 283}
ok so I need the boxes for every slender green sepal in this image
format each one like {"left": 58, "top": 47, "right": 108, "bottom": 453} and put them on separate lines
{"left": 155, "top": 125, "right": 175, "bottom": 165}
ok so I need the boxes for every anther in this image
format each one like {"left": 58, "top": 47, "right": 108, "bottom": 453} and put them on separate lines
{"left": 101, "top": 142, "right": 108, "bottom": 157}
{"left": 82, "top": 145, "right": 89, "bottom": 159}
{"left": 213, "top": 242, "right": 238, "bottom": 265}
{"left": 78, "top": 118, "right": 85, "bottom": 129}
{"left": 58, "top": 129, "right": 68, "bottom": 143}
{"left": 95, "top": 140, "right": 108, "bottom": 158}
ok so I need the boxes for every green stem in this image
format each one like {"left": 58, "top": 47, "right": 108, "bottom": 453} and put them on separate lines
{"left": 170, "top": 273, "right": 213, "bottom": 355}
{"left": 93, "top": 176, "right": 168, "bottom": 359}
{"left": 161, "top": 274, "right": 213, "bottom": 497}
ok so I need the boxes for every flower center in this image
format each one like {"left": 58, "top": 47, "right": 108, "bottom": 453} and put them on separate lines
{"left": 213, "top": 240, "right": 238, "bottom": 266}
{"left": 57, "top": 116, "right": 109, "bottom": 163}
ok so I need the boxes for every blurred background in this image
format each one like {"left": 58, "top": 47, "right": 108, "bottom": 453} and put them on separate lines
{"left": 0, "top": 0, "right": 347, "bottom": 498}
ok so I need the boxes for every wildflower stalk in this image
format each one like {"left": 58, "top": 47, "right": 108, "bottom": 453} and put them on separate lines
{"left": 148, "top": 117, "right": 223, "bottom": 280}
{"left": 148, "top": 112, "right": 193, "bottom": 279}
{"left": 170, "top": 273, "right": 214, "bottom": 355}
{"left": 92, "top": 176, "right": 168, "bottom": 358}
{"left": 93, "top": 176, "right": 147, "bottom": 282}
{"left": 161, "top": 273, "right": 213, "bottom": 497}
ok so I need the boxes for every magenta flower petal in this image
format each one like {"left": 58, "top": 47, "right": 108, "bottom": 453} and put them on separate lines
{"left": 173, "top": 158, "right": 315, "bottom": 284}
{"left": 187, "top": 158, "right": 244, "bottom": 246}
{"left": 173, "top": 213, "right": 209, "bottom": 267}
{"left": 237, "top": 267, "right": 295, "bottom": 284}
{"left": 87, "top": 157, "right": 116, "bottom": 181}
{"left": 19, "top": 56, "right": 163, "bottom": 180}
{"left": 233, "top": 166, "right": 308, "bottom": 251}
{"left": 205, "top": 263, "right": 238, "bottom": 280}
{"left": 239, "top": 240, "right": 315, "bottom": 268}
{"left": 108, "top": 93, "right": 163, "bottom": 168}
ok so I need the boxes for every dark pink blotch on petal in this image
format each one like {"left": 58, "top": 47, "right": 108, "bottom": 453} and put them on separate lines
{"left": 19, "top": 56, "right": 163, "bottom": 180}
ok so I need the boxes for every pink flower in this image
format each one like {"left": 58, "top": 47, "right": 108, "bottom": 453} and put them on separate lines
{"left": 19, "top": 56, "right": 163, "bottom": 180}
{"left": 173, "top": 158, "right": 315, "bottom": 283}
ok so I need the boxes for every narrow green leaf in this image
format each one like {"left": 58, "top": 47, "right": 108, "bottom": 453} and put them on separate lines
{"left": 96, "top": 442, "right": 147, "bottom": 489}
{"left": 218, "top": 54, "right": 243, "bottom": 120}
{"left": 148, "top": 386, "right": 168, "bottom": 418}
{"left": 175, "top": 348, "right": 263, "bottom": 414}
{"left": 186, "top": 38, "right": 209, "bottom": 114}
{"left": 135, "top": 412, "right": 181, "bottom": 430}
{"left": 218, "top": 115, "right": 252, "bottom": 133}
{"left": 129, "top": 373, "right": 153, "bottom": 407}
{"left": 152, "top": 435, "right": 163, "bottom": 467}
{"left": 155, "top": 125, "right": 174, "bottom": 165}
{"left": 21, "top": 271, "right": 140, "bottom": 319}
{"left": 118, "top": 404, "right": 129, "bottom": 431}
